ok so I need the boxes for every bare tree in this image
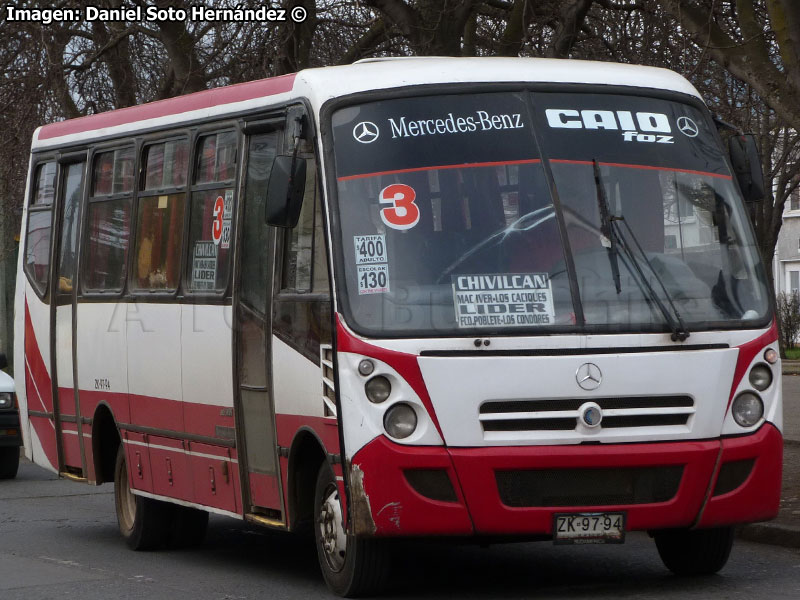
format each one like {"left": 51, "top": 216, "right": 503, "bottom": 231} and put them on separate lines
{"left": 659, "top": 0, "right": 800, "bottom": 129}
{"left": 777, "top": 291, "right": 800, "bottom": 350}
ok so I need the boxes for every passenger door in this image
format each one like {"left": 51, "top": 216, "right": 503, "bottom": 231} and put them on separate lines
{"left": 235, "top": 128, "right": 283, "bottom": 517}
{"left": 53, "top": 158, "right": 86, "bottom": 477}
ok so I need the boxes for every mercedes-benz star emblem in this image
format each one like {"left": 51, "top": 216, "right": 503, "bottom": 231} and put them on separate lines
{"left": 576, "top": 363, "right": 602, "bottom": 391}
{"left": 353, "top": 121, "right": 380, "bottom": 144}
{"left": 677, "top": 116, "right": 699, "bottom": 138}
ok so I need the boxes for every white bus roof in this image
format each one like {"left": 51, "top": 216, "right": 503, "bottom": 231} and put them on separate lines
{"left": 32, "top": 57, "right": 702, "bottom": 150}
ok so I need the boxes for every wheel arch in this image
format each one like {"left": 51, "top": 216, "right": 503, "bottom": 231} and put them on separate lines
{"left": 287, "top": 426, "right": 329, "bottom": 531}
{"left": 91, "top": 402, "right": 120, "bottom": 485}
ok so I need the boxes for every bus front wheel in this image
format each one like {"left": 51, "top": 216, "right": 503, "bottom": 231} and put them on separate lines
{"left": 654, "top": 526, "right": 734, "bottom": 575}
{"left": 114, "top": 445, "right": 172, "bottom": 550}
{"left": 313, "top": 462, "right": 389, "bottom": 597}
{"left": 0, "top": 446, "right": 19, "bottom": 479}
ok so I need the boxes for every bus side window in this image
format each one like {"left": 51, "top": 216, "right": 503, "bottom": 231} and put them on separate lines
{"left": 132, "top": 139, "right": 189, "bottom": 292}
{"left": 241, "top": 132, "right": 279, "bottom": 314}
{"left": 186, "top": 131, "right": 238, "bottom": 294}
{"left": 281, "top": 160, "right": 328, "bottom": 294}
{"left": 83, "top": 148, "right": 135, "bottom": 293}
{"left": 24, "top": 161, "right": 57, "bottom": 297}
{"left": 273, "top": 160, "right": 331, "bottom": 363}
{"left": 56, "top": 162, "right": 86, "bottom": 296}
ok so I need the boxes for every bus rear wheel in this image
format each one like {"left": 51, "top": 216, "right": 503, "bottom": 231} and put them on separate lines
{"left": 313, "top": 462, "right": 389, "bottom": 597}
{"left": 654, "top": 526, "right": 734, "bottom": 575}
{"left": 114, "top": 445, "right": 172, "bottom": 550}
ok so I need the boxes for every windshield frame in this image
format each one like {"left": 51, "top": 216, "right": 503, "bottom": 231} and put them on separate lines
{"left": 319, "top": 82, "right": 773, "bottom": 339}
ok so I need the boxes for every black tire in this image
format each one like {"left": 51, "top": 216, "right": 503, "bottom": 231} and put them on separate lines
{"left": 314, "top": 462, "right": 389, "bottom": 597}
{"left": 169, "top": 505, "right": 209, "bottom": 548}
{"left": 654, "top": 526, "right": 734, "bottom": 575}
{"left": 0, "top": 446, "right": 19, "bottom": 479}
{"left": 114, "top": 445, "right": 172, "bottom": 550}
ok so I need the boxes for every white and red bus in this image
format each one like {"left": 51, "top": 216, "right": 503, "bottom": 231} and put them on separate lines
{"left": 15, "top": 58, "right": 782, "bottom": 596}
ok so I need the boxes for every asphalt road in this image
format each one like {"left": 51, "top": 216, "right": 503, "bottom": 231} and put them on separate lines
{"left": 2, "top": 375, "right": 800, "bottom": 599}
{"left": 3, "top": 459, "right": 800, "bottom": 599}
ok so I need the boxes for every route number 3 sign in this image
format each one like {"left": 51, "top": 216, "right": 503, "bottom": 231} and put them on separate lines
{"left": 379, "top": 184, "right": 419, "bottom": 230}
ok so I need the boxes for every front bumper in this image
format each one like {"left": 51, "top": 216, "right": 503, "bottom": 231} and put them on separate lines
{"left": 0, "top": 410, "right": 22, "bottom": 447}
{"left": 349, "top": 423, "right": 782, "bottom": 536}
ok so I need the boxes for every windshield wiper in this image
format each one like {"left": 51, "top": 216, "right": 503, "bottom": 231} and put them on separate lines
{"left": 592, "top": 160, "right": 690, "bottom": 342}
{"left": 593, "top": 160, "right": 621, "bottom": 294}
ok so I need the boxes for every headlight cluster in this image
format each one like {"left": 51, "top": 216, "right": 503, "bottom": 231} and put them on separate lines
{"left": 0, "top": 393, "right": 13, "bottom": 410}
{"left": 732, "top": 358, "right": 774, "bottom": 428}
{"left": 358, "top": 359, "right": 418, "bottom": 440}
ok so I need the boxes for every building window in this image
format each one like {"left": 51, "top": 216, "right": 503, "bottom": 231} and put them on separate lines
{"left": 791, "top": 271, "right": 799, "bottom": 294}
{"left": 791, "top": 190, "right": 800, "bottom": 212}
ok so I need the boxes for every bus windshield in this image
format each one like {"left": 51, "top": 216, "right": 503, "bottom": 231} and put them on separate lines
{"left": 330, "top": 90, "right": 770, "bottom": 337}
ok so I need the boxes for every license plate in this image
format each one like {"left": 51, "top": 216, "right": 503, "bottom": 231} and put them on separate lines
{"left": 553, "top": 512, "right": 626, "bottom": 544}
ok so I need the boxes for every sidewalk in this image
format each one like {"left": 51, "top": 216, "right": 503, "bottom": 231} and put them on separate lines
{"left": 738, "top": 365, "right": 800, "bottom": 548}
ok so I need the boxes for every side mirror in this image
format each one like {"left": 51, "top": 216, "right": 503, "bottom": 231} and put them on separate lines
{"left": 0, "top": 354, "right": 7, "bottom": 370}
{"left": 265, "top": 156, "right": 307, "bottom": 228}
{"left": 729, "top": 134, "right": 765, "bottom": 202}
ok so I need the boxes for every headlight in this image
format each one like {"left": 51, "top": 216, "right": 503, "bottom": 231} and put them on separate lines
{"left": 384, "top": 403, "right": 417, "bottom": 439}
{"left": 732, "top": 392, "right": 763, "bottom": 427}
{"left": 365, "top": 376, "right": 391, "bottom": 404}
{"left": 748, "top": 364, "right": 773, "bottom": 391}
{"left": 0, "top": 393, "right": 13, "bottom": 409}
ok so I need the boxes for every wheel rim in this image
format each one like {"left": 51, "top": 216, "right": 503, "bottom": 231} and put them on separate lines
{"left": 117, "top": 458, "right": 136, "bottom": 533}
{"left": 318, "top": 483, "right": 347, "bottom": 572}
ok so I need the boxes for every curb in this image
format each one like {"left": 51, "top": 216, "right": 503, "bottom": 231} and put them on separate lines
{"left": 782, "top": 360, "right": 800, "bottom": 375}
{"left": 738, "top": 522, "right": 800, "bottom": 549}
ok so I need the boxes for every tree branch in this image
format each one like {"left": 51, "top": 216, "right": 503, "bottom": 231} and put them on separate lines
{"left": 545, "top": 0, "right": 594, "bottom": 58}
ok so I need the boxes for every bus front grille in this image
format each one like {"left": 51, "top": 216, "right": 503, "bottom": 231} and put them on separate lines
{"left": 496, "top": 465, "right": 685, "bottom": 507}
{"left": 479, "top": 396, "right": 694, "bottom": 434}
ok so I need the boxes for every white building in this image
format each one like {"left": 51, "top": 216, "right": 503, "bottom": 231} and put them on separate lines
{"left": 774, "top": 190, "right": 800, "bottom": 297}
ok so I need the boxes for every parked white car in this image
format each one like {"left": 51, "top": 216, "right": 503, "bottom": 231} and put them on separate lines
{"left": 0, "top": 354, "right": 20, "bottom": 479}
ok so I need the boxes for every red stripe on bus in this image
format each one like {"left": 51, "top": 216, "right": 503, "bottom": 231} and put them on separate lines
{"left": 549, "top": 159, "right": 733, "bottom": 180}
{"left": 38, "top": 74, "right": 296, "bottom": 141}
{"left": 337, "top": 158, "right": 542, "bottom": 182}
{"left": 24, "top": 299, "right": 59, "bottom": 469}
{"left": 24, "top": 300, "right": 53, "bottom": 415}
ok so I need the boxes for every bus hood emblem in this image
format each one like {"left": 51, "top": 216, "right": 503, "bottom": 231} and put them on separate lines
{"left": 576, "top": 363, "right": 602, "bottom": 391}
